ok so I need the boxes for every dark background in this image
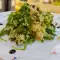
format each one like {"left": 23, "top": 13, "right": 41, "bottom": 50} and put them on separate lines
{"left": 0, "top": 0, "right": 15, "bottom": 12}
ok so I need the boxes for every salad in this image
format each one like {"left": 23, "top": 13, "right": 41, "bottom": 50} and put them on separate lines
{"left": 0, "top": 2, "right": 56, "bottom": 50}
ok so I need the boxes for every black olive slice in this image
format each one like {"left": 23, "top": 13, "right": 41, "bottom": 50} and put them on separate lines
{"left": 9, "top": 49, "right": 16, "bottom": 54}
{"left": 0, "top": 23, "right": 3, "bottom": 25}
{"left": 57, "top": 26, "right": 60, "bottom": 28}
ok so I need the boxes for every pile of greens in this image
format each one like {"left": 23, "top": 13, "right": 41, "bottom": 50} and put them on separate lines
{"left": 0, "top": 3, "right": 56, "bottom": 50}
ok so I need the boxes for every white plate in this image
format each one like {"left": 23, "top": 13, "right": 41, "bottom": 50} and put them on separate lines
{"left": 0, "top": 12, "right": 60, "bottom": 60}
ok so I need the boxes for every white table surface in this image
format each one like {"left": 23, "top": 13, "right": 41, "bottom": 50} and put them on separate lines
{"left": 0, "top": 12, "right": 60, "bottom": 60}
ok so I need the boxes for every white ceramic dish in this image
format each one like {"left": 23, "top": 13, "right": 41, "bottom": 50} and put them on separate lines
{"left": 0, "top": 12, "right": 60, "bottom": 60}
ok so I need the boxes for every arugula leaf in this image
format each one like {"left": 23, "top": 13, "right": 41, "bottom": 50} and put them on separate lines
{"left": 0, "top": 38, "right": 7, "bottom": 42}
{"left": 0, "top": 28, "right": 7, "bottom": 36}
{"left": 46, "top": 27, "right": 56, "bottom": 36}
